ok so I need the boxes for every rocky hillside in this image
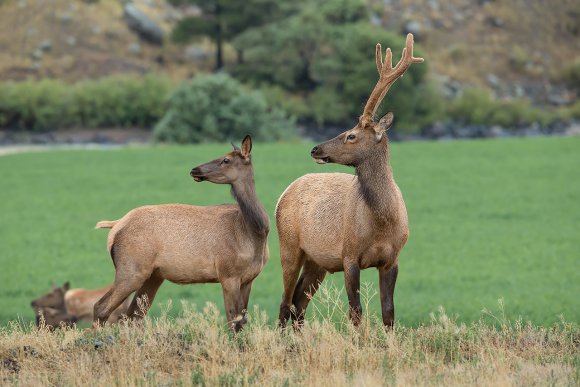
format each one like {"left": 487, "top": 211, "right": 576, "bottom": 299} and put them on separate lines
{"left": 0, "top": 0, "right": 578, "bottom": 106}
{"left": 375, "top": 0, "right": 579, "bottom": 106}
{"left": 0, "top": 0, "right": 210, "bottom": 81}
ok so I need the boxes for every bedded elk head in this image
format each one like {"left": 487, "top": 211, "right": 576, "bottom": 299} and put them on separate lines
{"left": 30, "top": 282, "right": 70, "bottom": 313}
{"left": 190, "top": 135, "right": 253, "bottom": 184}
{"left": 311, "top": 34, "right": 423, "bottom": 167}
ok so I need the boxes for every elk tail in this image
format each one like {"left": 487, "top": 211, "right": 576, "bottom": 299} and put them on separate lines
{"left": 95, "top": 220, "right": 117, "bottom": 229}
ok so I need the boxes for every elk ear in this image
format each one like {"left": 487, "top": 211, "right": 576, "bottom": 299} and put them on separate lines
{"left": 231, "top": 141, "right": 240, "bottom": 151}
{"left": 240, "top": 135, "right": 252, "bottom": 159}
{"left": 63, "top": 282, "right": 70, "bottom": 291}
{"left": 374, "top": 112, "right": 394, "bottom": 141}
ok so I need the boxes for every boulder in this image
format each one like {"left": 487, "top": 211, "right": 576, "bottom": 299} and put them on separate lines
{"left": 421, "top": 122, "right": 452, "bottom": 139}
{"left": 123, "top": 4, "right": 164, "bottom": 45}
{"left": 402, "top": 20, "right": 424, "bottom": 41}
{"left": 184, "top": 45, "right": 209, "bottom": 62}
{"left": 128, "top": 42, "right": 142, "bottom": 55}
{"left": 39, "top": 40, "right": 52, "bottom": 52}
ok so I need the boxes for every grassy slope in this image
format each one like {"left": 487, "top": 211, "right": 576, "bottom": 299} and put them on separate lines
{"left": 0, "top": 137, "right": 578, "bottom": 326}
{"left": 0, "top": 304, "right": 578, "bottom": 385}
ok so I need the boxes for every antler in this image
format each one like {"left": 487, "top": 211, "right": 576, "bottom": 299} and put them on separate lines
{"left": 361, "top": 33, "right": 424, "bottom": 125}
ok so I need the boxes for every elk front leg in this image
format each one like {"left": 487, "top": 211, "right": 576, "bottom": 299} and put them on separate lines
{"left": 379, "top": 264, "right": 398, "bottom": 328}
{"left": 221, "top": 278, "right": 245, "bottom": 332}
{"left": 344, "top": 261, "right": 362, "bottom": 326}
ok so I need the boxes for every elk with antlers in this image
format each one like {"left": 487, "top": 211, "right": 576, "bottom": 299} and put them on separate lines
{"left": 276, "top": 34, "right": 423, "bottom": 328}
{"left": 93, "top": 136, "right": 269, "bottom": 331}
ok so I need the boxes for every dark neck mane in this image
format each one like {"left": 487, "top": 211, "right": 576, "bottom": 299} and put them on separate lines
{"left": 230, "top": 171, "right": 269, "bottom": 237}
{"left": 355, "top": 138, "right": 397, "bottom": 219}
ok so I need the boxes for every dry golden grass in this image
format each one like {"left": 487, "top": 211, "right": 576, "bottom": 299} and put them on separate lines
{"left": 378, "top": 0, "right": 580, "bottom": 87}
{"left": 1, "top": 286, "right": 578, "bottom": 386}
{"left": 0, "top": 0, "right": 214, "bottom": 81}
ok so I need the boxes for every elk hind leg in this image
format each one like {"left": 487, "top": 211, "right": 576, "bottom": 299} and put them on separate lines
{"left": 291, "top": 259, "right": 326, "bottom": 328}
{"left": 93, "top": 264, "right": 151, "bottom": 326}
{"left": 125, "top": 275, "right": 165, "bottom": 320}
{"left": 240, "top": 281, "right": 252, "bottom": 313}
{"left": 278, "top": 246, "right": 305, "bottom": 328}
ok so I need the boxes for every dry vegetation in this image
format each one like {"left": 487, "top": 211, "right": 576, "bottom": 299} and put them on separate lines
{"left": 0, "top": 0, "right": 210, "bottom": 81}
{"left": 1, "top": 286, "right": 578, "bottom": 386}
{"left": 1, "top": 0, "right": 578, "bottom": 90}
{"left": 377, "top": 0, "right": 580, "bottom": 87}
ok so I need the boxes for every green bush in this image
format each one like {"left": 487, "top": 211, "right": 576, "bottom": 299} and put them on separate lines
{"left": 556, "top": 100, "right": 580, "bottom": 121}
{"left": 0, "top": 75, "right": 172, "bottom": 131}
{"left": 153, "top": 73, "right": 296, "bottom": 143}
{"left": 560, "top": 58, "right": 580, "bottom": 91}
{"left": 0, "top": 79, "right": 73, "bottom": 131}
{"left": 448, "top": 87, "right": 559, "bottom": 129}
{"left": 72, "top": 75, "right": 171, "bottom": 128}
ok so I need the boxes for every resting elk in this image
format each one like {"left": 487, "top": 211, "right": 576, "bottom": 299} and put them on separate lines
{"left": 94, "top": 135, "right": 269, "bottom": 331}
{"left": 30, "top": 282, "right": 129, "bottom": 326}
{"left": 276, "top": 34, "right": 423, "bottom": 328}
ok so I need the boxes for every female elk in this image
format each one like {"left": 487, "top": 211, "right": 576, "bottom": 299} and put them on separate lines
{"left": 277, "top": 34, "right": 423, "bottom": 328}
{"left": 94, "top": 135, "right": 269, "bottom": 331}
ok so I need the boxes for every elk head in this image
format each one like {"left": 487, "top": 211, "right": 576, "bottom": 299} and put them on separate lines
{"left": 311, "top": 34, "right": 423, "bottom": 167}
{"left": 31, "top": 281, "right": 70, "bottom": 313}
{"left": 190, "top": 135, "right": 253, "bottom": 184}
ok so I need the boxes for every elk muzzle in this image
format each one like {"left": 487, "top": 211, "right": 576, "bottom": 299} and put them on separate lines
{"left": 311, "top": 145, "right": 330, "bottom": 164}
{"left": 190, "top": 167, "right": 207, "bottom": 182}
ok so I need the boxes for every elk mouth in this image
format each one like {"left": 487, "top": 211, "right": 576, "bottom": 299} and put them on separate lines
{"left": 191, "top": 175, "right": 207, "bottom": 182}
{"left": 190, "top": 170, "right": 207, "bottom": 182}
{"left": 313, "top": 156, "right": 330, "bottom": 164}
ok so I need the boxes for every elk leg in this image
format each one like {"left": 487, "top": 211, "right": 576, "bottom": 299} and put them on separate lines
{"left": 221, "top": 278, "right": 245, "bottom": 332}
{"left": 125, "top": 275, "right": 165, "bottom": 320}
{"left": 379, "top": 264, "right": 398, "bottom": 328}
{"left": 278, "top": 248, "right": 305, "bottom": 328}
{"left": 291, "top": 260, "right": 326, "bottom": 327}
{"left": 94, "top": 287, "right": 133, "bottom": 327}
{"left": 344, "top": 261, "right": 362, "bottom": 326}
{"left": 93, "top": 268, "right": 149, "bottom": 326}
{"left": 240, "top": 281, "right": 252, "bottom": 313}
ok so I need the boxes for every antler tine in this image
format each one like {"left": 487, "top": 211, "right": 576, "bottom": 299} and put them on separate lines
{"left": 362, "top": 33, "right": 424, "bottom": 123}
{"left": 375, "top": 43, "right": 383, "bottom": 73}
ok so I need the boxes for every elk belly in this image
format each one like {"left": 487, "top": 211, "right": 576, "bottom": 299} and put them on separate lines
{"left": 359, "top": 243, "right": 395, "bottom": 270}
{"left": 155, "top": 252, "right": 220, "bottom": 284}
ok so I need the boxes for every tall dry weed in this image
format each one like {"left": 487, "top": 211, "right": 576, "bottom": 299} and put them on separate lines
{"left": 1, "top": 285, "right": 578, "bottom": 386}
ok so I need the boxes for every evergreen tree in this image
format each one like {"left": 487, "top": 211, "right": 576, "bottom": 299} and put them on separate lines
{"left": 170, "top": 0, "right": 300, "bottom": 70}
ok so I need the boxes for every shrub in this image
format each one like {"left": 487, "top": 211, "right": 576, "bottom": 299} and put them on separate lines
{"left": 449, "top": 87, "right": 560, "bottom": 129}
{"left": 556, "top": 100, "right": 580, "bottom": 121}
{"left": 0, "top": 75, "right": 172, "bottom": 131}
{"left": 0, "top": 79, "right": 73, "bottom": 131}
{"left": 153, "top": 73, "right": 295, "bottom": 143}
{"left": 559, "top": 58, "right": 580, "bottom": 91}
{"left": 72, "top": 75, "right": 172, "bottom": 129}
{"left": 448, "top": 88, "right": 496, "bottom": 126}
{"left": 509, "top": 46, "right": 530, "bottom": 72}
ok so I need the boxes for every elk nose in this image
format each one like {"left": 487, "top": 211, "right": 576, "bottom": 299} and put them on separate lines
{"left": 310, "top": 146, "right": 319, "bottom": 156}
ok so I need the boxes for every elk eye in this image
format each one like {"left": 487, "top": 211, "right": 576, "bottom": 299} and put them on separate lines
{"left": 222, "top": 158, "right": 230, "bottom": 164}
{"left": 347, "top": 134, "right": 356, "bottom": 140}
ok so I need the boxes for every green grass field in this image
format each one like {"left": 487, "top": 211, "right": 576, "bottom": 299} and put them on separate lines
{"left": 0, "top": 137, "right": 578, "bottom": 327}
